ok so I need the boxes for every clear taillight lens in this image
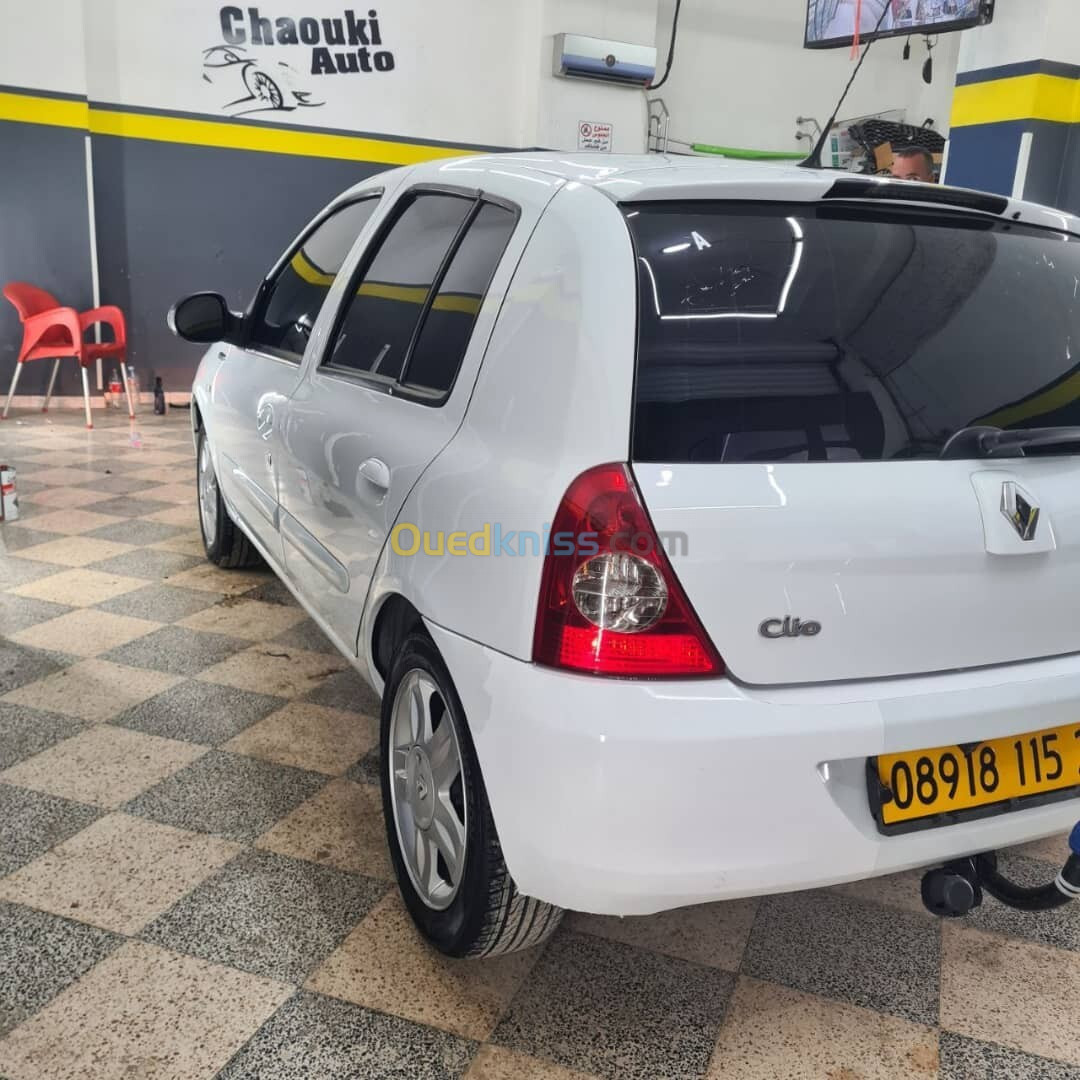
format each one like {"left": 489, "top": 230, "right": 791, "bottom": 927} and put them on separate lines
{"left": 571, "top": 552, "right": 667, "bottom": 632}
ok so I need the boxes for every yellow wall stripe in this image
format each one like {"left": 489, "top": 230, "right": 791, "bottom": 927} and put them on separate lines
{"left": 286, "top": 257, "right": 484, "bottom": 314}
{"left": 88, "top": 108, "right": 470, "bottom": 165}
{"left": 976, "top": 368, "right": 1080, "bottom": 429}
{"left": 0, "top": 86, "right": 477, "bottom": 166}
{"left": 290, "top": 250, "right": 335, "bottom": 287}
{"left": 350, "top": 282, "right": 483, "bottom": 315}
{"left": 358, "top": 282, "right": 430, "bottom": 305}
{"left": 951, "top": 73, "right": 1080, "bottom": 128}
{"left": 0, "top": 91, "right": 88, "bottom": 130}
{"left": 430, "top": 293, "right": 482, "bottom": 315}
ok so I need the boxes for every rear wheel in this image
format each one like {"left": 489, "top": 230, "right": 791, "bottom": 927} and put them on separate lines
{"left": 196, "top": 429, "right": 260, "bottom": 568}
{"left": 380, "top": 633, "right": 563, "bottom": 957}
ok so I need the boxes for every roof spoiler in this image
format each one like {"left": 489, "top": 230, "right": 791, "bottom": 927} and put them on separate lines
{"left": 823, "top": 177, "right": 1010, "bottom": 216}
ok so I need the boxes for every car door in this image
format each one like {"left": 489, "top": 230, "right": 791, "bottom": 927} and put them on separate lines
{"left": 209, "top": 195, "right": 381, "bottom": 562}
{"left": 277, "top": 187, "right": 522, "bottom": 652}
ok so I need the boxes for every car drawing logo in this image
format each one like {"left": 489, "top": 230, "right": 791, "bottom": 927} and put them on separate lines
{"left": 1001, "top": 481, "right": 1040, "bottom": 541}
{"left": 202, "top": 45, "right": 324, "bottom": 116}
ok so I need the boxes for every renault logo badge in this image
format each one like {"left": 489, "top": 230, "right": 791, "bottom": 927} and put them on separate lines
{"left": 1001, "top": 481, "right": 1039, "bottom": 541}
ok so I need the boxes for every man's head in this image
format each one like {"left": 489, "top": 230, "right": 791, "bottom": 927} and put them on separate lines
{"left": 890, "top": 146, "right": 935, "bottom": 183}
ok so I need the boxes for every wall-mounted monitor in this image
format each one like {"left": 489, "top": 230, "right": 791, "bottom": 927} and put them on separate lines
{"left": 805, "top": 0, "right": 994, "bottom": 50}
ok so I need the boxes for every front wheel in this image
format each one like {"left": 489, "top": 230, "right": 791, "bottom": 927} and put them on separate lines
{"left": 380, "top": 633, "right": 563, "bottom": 957}
{"left": 196, "top": 429, "right": 260, "bottom": 568}
{"left": 246, "top": 69, "right": 284, "bottom": 109}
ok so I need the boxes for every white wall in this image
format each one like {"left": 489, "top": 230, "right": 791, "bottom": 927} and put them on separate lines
{"left": 1045, "top": 3, "right": 1080, "bottom": 56}
{"left": 15, "top": 0, "right": 658, "bottom": 152}
{"left": 532, "top": 0, "right": 659, "bottom": 153}
{"left": 2, "top": 2, "right": 86, "bottom": 96}
{"left": 956, "top": 0, "right": 1047, "bottom": 72}
{"left": 80, "top": 1, "right": 537, "bottom": 148}
{"left": 10, "top": 1, "right": 974, "bottom": 158}
{"left": 958, "top": 0, "right": 1080, "bottom": 73}
{"left": 652, "top": 0, "right": 960, "bottom": 154}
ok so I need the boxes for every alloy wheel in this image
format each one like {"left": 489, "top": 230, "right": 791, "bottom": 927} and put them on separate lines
{"left": 198, "top": 438, "right": 218, "bottom": 547}
{"left": 388, "top": 670, "right": 468, "bottom": 910}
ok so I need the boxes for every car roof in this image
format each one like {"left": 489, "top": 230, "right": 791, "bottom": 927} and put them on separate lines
{"left": 343, "top": 152, "right": 1080, "bottom": 238}
{"left": 404, "top": 152, "right": 823, "bottom": 203}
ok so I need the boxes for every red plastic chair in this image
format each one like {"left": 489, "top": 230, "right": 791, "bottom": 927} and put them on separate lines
{"left": 2, "top": 282, "right": 133, "bottom": 429}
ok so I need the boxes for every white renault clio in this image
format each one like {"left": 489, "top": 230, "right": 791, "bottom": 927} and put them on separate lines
{"left": 171, "top": 153, "right": 1080, "bottom": 957}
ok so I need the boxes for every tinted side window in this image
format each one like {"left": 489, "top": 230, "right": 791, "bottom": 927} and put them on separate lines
{"left": 249, "top": 198, "right": 378, "bottom": 360}
{"left": 326, "top": 194, "right": 474, "bottom": 379}
{"left": 402, "top": 202, "right": 516, "bottom": 396}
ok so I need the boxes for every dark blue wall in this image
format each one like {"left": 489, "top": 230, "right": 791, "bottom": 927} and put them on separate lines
{"left": 0, "top": 115, "right": 387, "bottom": 397}
{"left": 89, "top": 135, "right": 384, "bottom": 391}
{"left": 0, "top": 120, "right": 93, "bottom": 396}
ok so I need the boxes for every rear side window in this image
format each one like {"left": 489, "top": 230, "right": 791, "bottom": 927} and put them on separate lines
{"left": 402, "top": 202, "right": 516, "bottom": 395}
{"left": 326, "top": 193, "right": 474, "bottom": 380}
{"left": 626, "top": 202, "right": 1080, "bottom": 463}
{"left": 250, "top": 197, "right": 378, "bottom": 360}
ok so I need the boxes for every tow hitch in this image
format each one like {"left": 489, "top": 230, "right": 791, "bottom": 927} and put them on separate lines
{"left": 921, "top": 823, "right": 1080, "bottom": 917}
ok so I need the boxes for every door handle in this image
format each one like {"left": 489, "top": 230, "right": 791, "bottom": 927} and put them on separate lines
{"left": 358, "top": 457, "right": 391, "bottom": 491}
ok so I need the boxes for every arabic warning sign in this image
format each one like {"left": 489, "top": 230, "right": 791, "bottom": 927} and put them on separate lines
{"left": 578, "top": 120, "right": 613, "bottom": 152}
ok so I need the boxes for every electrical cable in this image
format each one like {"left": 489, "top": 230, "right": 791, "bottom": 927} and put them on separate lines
{"left": 800, "top": 0, "right": 894, "bottom": 169}
{"left": 649, "top": 0, "right": 682, "bottom": 91}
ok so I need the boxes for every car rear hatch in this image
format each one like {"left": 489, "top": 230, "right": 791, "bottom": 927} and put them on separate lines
{"left": 624, "top": 199, "right": 1080, "bottom": 685}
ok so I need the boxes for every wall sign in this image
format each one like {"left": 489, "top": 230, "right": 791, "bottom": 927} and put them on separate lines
{"left": 578, "top": 121, "right": 613, "bottom": 152}
{"left": 205, "top": 6, "right": 397, "bottom": 116}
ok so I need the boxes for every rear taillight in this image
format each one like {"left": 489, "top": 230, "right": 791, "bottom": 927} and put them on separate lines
{"left": 532, "top": 463, "right": 724, "bottom": 678}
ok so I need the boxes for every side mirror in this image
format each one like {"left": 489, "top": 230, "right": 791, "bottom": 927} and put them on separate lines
{"left": 167, "top": 292, "right": 240, "bottom": 344}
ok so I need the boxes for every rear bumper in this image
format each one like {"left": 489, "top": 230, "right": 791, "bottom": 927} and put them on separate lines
{"left": 428, "top": 620, "right": 1080, "bottom": 915}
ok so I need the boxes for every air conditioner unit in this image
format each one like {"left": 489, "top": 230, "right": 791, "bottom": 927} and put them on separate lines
{"left": 552, "top": 34, "right": 657, "bottom": 88}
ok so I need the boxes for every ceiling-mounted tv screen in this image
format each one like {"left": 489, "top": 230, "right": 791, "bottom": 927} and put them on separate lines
{"left": 805, "top": 0, "right": 993, "bottom": 49}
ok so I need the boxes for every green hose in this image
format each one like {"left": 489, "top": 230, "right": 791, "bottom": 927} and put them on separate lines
{"left": 691, "top": 143, "right": 806, "bottom": 161}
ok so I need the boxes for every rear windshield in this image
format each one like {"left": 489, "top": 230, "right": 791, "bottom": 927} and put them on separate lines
{"left": 626, "top": 202, "right": 1080, "bottom": 463}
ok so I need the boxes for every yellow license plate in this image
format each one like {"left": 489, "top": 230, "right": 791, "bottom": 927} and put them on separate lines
{"left": 876, "top": 721, "right": 1080, "bottom": 827}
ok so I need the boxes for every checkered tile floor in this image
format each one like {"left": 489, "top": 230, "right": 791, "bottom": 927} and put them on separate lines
{"left": 2, "top": 408, "right": 1080, "bottom": 1079}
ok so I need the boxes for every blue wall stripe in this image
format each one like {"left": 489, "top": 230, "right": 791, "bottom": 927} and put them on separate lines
{"left": 945, "top": 121, "right": 1029, "bottom": 196}
{"left": 0, "top": 82, "right": 87, "bottom": 103}
{"left": 86, "top": 97, "right": 513, "bottom": 153}
{"left": 956, "top": 60, "right": 1080, "bottom": 87}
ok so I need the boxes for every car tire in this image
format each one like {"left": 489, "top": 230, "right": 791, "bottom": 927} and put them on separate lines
{"left": 380, "top": 632, "right": 563, "bottom": 957}
{"left": 196, "top": 428, "right": 261, "bottom": 569}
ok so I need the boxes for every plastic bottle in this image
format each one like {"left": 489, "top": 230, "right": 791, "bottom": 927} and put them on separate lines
{"left": 108, "top": 370, "right": 123, "bottom": 408}
{"left": 0, "top": 465, "right": 17, "bottom": 521}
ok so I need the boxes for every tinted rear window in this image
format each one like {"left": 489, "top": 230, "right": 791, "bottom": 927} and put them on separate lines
{"left": 626, "top": 203, "right": 1080, "bottom": 463}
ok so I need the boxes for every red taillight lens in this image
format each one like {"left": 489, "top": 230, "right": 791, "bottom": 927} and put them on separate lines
{"left": 532, "top": 463, "right": 724, "bottom": 678}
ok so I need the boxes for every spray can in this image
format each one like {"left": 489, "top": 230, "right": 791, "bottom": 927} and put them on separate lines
{"left": 153, "top": 376, "right": 166, "bottom": 415}
{"left": 0, "top": 465, "right": 17, "bottom": 522}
